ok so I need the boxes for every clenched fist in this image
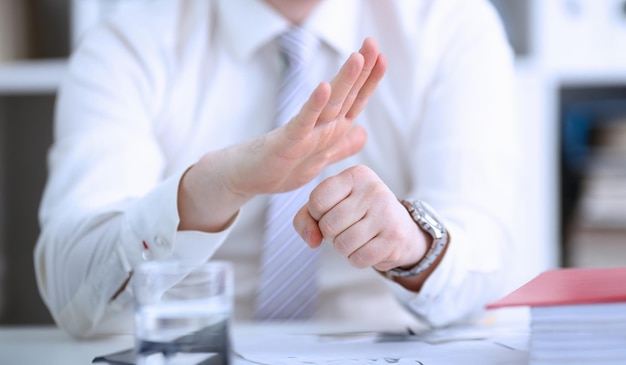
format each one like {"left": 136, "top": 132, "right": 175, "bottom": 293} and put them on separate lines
{"left": 293, "top": 165, "right": 436, "bottom": 291}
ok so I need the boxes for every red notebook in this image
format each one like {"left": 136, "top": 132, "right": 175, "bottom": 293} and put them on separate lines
{"left": 486, "top": 267, "right": 626, "bottom": 309}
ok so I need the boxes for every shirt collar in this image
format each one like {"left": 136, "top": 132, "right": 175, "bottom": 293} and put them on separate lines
{"left": 217, "top": 0, "right": 360, "bottom": 61}
{"left": 305, "top": 0, "right": 360, "bottom": 60}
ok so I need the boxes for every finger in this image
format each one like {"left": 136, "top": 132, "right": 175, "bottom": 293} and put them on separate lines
{"left": 348, "top": 236, "right": 398, "bottom": 270}
{"left": 317, "top": 195, "right": 366, "bottom": 245}
{"left": 338, "top": 38, "right": 380, "bottom": 117}
{"left": 316, "top": 52, "right": 364, "bottom": 125}
{"left": 285, "top": 82, "right": 331, "bottom": 139}
{"left": 317, "top": 125, "right": 367, "bottom": 166}
{"left": 331, "top": 214, "right": 379, "bottom": 259}
{"left": 293, "top": 203, "right": 324, "bottom": 248}
{"left": 307, "top": 173, "right": 354, "bottom": 222}
{"left": 345, "top": 53, "right": 387, "bottom": 120}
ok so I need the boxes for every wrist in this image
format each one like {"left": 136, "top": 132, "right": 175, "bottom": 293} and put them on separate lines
{"left": 385, "top": 199, "right": 449, "bottom": 278}
{"left": 177, "top": 154, "right": 248, "bottom": 232}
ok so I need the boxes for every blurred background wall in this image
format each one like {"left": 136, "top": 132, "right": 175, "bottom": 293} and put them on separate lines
{"left": 0, "top": 0, "right": 69, "bottom": 324}
{"left": 0, "top": 0, "right": 625, "bottom": 325}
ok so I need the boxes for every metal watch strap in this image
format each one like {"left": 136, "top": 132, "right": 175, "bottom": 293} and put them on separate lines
{"left": 385, "top": 199, "right": 448, "bottom": 278}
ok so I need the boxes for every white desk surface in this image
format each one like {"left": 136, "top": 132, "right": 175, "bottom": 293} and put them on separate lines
{"left": 0, "top": 314, "right": 530, "bottom": 364}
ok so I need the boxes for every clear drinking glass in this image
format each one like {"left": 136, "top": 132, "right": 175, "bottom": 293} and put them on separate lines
{"left": 132, "top": 260, "right": 233, "bottom": 365}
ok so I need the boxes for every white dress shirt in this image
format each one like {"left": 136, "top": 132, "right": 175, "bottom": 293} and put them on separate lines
{"left": 34, "top": 0, "right": 523, "bottom": 338}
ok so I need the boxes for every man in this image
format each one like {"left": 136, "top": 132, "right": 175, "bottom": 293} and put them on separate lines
{"left": 35, "top": 0, "right": 522, "bottom": 338}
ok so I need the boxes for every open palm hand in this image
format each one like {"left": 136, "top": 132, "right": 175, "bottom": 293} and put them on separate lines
{"left": 229, "top": 38, "right": 387, "bottom": 196}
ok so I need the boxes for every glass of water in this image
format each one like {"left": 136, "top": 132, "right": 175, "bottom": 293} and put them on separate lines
{"left": 132, "top": 260, "right": 233, "bottom": 365}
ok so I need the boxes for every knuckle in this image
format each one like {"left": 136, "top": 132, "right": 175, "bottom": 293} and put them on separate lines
{"left": 332, "top": 235, "right": 350, "bottom": 257}
{"left": 371, "top": 185, "right": 389, "bottom": 202}
{"left": 374, "top": 261, "right": 396, "bottom": 272}
{"left": 308, "top": 194, "right": 326, "bottom": 219}
{"left": 318, "top": 217, "right": 336, "bottom": 238}
{"left": 348, "top": 252, "right": 369, "bottom": 269}
{"left": 386, "top": 222, "right": 408, "bottom": 242}
{"left": 386, "top": 249, "right": 402, "bottom": 264}
{"left": 347, "top": 164, "right": 370, "bottom": 178}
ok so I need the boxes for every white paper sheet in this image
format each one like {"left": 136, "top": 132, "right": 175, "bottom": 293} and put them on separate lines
{"left": 232, "top": 325, "right": 529, "bottom": 365}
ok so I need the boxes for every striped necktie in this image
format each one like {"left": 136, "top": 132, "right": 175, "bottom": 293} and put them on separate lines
{"left": 254, "top": 26, "right": 320, "bottom": 320}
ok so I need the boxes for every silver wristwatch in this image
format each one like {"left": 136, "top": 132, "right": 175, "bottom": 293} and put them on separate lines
{"left": 386, "top": 199, "right": 449, "bottom": 278}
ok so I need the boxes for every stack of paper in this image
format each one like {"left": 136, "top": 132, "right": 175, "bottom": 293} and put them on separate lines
{"left": 487, "top": 267, "right": 626, "bottom": 365}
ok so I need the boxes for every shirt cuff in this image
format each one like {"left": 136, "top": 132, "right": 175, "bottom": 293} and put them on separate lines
{"left": 119, "top": 168, "right": 238, "bottom": 268}
{"left": 387, "top": 221, "right": 471, "bottom": 327}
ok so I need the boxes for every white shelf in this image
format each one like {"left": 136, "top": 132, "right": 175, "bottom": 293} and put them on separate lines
{"left": 0, "top": 59, "right": 67, "bottom": 95}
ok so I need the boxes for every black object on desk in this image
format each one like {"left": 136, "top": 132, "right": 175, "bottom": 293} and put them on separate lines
{"left": 93, "top": 320, "right": 231, "bottom": 365}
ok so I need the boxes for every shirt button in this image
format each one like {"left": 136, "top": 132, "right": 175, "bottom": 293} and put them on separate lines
{"left": 154, "top": 236, "right": 167, "bottom": 248}
{"left": 141, "top": 249, "right": 153, "bottom": 261}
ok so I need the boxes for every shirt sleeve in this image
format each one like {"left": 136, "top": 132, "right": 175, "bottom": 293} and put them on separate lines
{"left": 388, "top": 0, "right": 524, "bottom": 327}
{"left": 33, "top": 13, "right": 233, "bottom": 338}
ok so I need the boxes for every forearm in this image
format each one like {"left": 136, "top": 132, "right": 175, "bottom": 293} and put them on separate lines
{"left": 35, "top": 172, "right": 231, "bottom": 338}
{"left": 35, "top": 210, "right": 137, "bottom": 337}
